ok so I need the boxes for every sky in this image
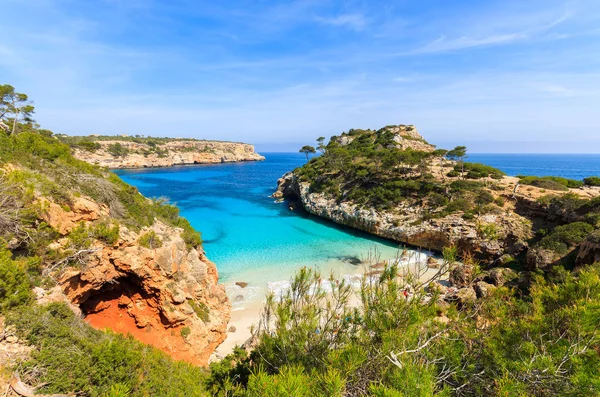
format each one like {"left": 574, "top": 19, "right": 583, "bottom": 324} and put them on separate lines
{"left": 1, "top": 0, "right": 600, "bottom": 153}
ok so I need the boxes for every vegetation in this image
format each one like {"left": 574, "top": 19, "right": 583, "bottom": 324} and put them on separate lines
{"left": 294, "top": 128, "right": 505, "bottom": 217}
{"left": 205, "top": 261, "right": 600, "bottom": 396}
{"left": 3, "top": 90, "right": 600, "bottom": 396}
{"left": 299, "top": 145, "right": 316, "bottom": 162}
{"left": 139, "top": 230, "right": 163, "bottom": 249}
{"left": 584, "top": 176, "right": 600, "bottom": 186}
{"left": 519, "top": 175, "right": 583, "bottom": 191}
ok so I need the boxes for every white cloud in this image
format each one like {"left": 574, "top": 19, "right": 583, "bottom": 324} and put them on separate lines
{"left": 315, "top": 13, "right": 367, "bottom": 31}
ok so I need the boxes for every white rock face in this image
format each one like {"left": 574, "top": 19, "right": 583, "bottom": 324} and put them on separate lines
{"left": 73, "top": 140, "right": 265, "bottom": 168}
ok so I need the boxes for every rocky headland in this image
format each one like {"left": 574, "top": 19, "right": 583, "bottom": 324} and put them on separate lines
{"left": 64, "top": 137, "right": 265, "bottom": 168}
{"left": 274, "top": 125, "right": 600, "bottom": 267}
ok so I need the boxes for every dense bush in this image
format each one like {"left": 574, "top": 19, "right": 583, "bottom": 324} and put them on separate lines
{"left": 6, "top": 303, "right": 208, "bottom": 396}
{"left": 536, "top": 222, "right": 594, "bottom": 255}
{"left": 208, "top": 263, "right": 600, "bottom": 396}
{"left": 519, "top": 175, "right": 583, "bottom": 190}
{"left": 583, "top": 176, "right": 600, "bottom": 186}
{"left": 457, "top": 162, "right": 505, "bottom": 179}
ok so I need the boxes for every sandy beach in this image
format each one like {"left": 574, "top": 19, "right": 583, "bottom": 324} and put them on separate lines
{"left": 210, "top": 252, "right": 447, "bottom": 361}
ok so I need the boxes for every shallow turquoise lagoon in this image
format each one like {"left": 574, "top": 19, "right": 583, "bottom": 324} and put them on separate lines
{"left": 114, "top": 153, "right": 406, "bottom": 285}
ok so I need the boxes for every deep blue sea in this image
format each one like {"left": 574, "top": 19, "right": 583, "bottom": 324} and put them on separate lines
{"left": 468, "top": 154, "right": 600, "bottom": 180}
{"left": 114, "top": 152, "right": 600, "bottom": 293}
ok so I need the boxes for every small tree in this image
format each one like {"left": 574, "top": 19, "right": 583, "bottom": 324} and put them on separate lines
{"left": 299, "top": 145, "right": 316, "bottom": 162}
{"left": 0, "top": 84, "right": 35, "bottom": 135}
{"left": 447, "top": 146, "right": 467, "bottom": 179}
{"left": 316, "top": 136, "right": 326, "bottom": 154}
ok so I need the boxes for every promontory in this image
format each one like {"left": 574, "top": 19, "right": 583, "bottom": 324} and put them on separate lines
{"left": 58, "top": 135, "right": 265, "bottom": 168}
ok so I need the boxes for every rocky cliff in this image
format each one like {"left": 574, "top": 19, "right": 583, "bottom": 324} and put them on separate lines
{"left": 71, "top": 139, "right": 265, "bottom": 168}
{"left": 0, "top": 132, "right": 231, "bottom": 366}
{"left": 274, "top": 125, "right": 600, "bottom": 264}
{"left": 39, "top": 191, "right": 230, "bottom": 366}
{"left": 274, "top": 172, "right": 531, "bottom": 260}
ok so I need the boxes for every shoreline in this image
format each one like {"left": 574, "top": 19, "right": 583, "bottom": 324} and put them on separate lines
{"left": 211, "top": 250, "right": 446, "bottom": 361}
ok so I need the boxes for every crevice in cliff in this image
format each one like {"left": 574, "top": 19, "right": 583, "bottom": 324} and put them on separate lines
{"left": 80, "top": 274, "right": 161, "bottom": 330}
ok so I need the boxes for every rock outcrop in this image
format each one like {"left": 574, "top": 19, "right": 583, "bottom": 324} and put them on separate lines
{"left": 72, "top": 140, "right": 265, "bottom": 169}
{"left": 576, "top": 230, "right": 600, "bottom": 266}
{"left": 274, "top": 172, "right": 532, "bottom": 260}
{"left": 333, "top": 125, "right": 435, "bottom": 152}
{"left": 42, "top": 197, "right": 230, "bottom": 366}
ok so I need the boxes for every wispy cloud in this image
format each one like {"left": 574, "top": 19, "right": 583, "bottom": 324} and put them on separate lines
{"left": 315, "top": 13, "right": 367, "bottom": 31}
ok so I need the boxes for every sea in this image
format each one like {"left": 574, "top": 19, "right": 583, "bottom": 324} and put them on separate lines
{"left": 114, "top": 153, "right": 600, "bottom": 297}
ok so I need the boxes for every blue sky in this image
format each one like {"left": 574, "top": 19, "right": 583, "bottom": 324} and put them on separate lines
{"left": 1, "top": 0, "right": 600, "bottom": 152}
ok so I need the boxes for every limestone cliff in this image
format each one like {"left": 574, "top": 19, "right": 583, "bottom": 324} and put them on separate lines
{"left": 274, "top": 125, "right": 600, "bottom": 264}
{"left": 0, "top": 132, "right": 232, "bottom": 366}
{"left": 71, "top": 139, "right": 265, "bottom": 168}
{"left": 274, "top": 172, "right": 531, "bottom": 260}
{"left": 40, "top": 196, "right": 231, "bottom": 366}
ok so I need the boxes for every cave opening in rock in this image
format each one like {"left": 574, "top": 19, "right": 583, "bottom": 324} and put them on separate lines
{"left": 80, "top": 275, "right": 161, "bottom": 330}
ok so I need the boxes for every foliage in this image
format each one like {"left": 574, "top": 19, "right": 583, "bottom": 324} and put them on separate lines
{"left": 6, "top": 303, "right": 208, "bottom": 396}
{"left": 0, "top": 249, "right": 34, "bottom": 312}
{"left": 299, "top": 145, "right": 316, "bottom": 161}
{"left": 0, "top": 84, "right": 35, "bottom": 135}
{"left": 138, "top": 230, "right": 163, "bottom": 249}
{"left": 107, "top": 142, "right": 130, "bottom": 158}
{"left": 519, "top": 175, "right": 583, "bottom": 191}
{"left": 536, "top": 222, "right": 594, "bottom": 255}
{"left": 583, "top": 176, "right": 600, "bottom": 186}
{"left": 208, "top": 262, "right": 600, "bottom": 396}
{"left": 458, "top": 162, "right": 505, "bottom": 179}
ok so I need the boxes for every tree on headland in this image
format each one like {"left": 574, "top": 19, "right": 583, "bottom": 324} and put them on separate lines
{"left": 432, "top": 148, "right": 449, "bottom": 180}
{"left": 316, "top": 136, "right": 326, "bottom": 154}
{"left": 299, "top": 145, "right": 316, "bottom": 162}
{"left": 447, "top": 145, "right": 467, "bottom": 178}
{"left": 0, "top": 84, "right": 35, "bottom": 135}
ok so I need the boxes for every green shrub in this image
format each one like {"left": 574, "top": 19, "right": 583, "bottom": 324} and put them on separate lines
{"left": 583, "top": 176, "right": 600, "bottom": 186}
{"left": 6, "top": 303, "right": 208, "bottom": 396}
{"left": 0, "top": 250, "right": 33, "bottom": 312}
{"left": 138, "top": 230, "right": 162, "bottom": 249}
{"left": 188, "top": 299, "right": 210, "bottom": 322}
{"left": 93, "top": 221, "right": 120, "bottom": 245}
{"left": 107, "top": 143, "right": 129, "bottom": 158}
{"left": 519, "top": 175, "right": 583, "bottom": 191}
{"left": 458, "top": 162, "right": 505, "bottom": 179}
{"left": 537, "top": 222, "right": 594, "bottom": 255}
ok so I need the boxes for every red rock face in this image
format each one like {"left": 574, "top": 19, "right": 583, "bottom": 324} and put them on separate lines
{"left": 41, "top": 199, "right": 231, "bottom": 366}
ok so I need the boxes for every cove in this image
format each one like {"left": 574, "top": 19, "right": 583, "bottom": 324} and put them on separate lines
{"left": 114, "top": 153, "right": 410, "bottom": 289}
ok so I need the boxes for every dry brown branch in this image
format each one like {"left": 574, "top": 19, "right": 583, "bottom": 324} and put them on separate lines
{"left": 10, "top": 373, "right": 71, "bottom": 397}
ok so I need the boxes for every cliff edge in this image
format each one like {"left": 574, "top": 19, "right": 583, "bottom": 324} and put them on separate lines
{"left": 0, "top": 132, "right": 230, "bottom": 366}
{"left": 61, "top": 136, "right": 265, "bottom": 168}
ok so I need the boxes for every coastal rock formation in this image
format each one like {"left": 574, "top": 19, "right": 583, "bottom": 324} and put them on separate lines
{"left": 72, "top": 140, "right": 265, "bottom": 168}
{"left": 274, "top": 172, "right": 532, "bottom": 260}
{"left": 333, "top": 125, "right": 435, "bottom": 152}
{"left": 39, "top": 195, "right": 230, "bottom": 366}
{"left": 576, "top": 230, "right": 600, "bottom": 266}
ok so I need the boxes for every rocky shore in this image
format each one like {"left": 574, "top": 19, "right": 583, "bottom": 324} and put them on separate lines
{"left": 72, "top": 139, "right": 265, "bottom": 168}
{"left": 274, "top": 171, "right": 533, "bottom": 260}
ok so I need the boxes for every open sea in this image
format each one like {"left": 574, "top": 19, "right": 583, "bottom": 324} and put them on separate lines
{"left": 115, "top": 152, "right": 600, "bottom": 293}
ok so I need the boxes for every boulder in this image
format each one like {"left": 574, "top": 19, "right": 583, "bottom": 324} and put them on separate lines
{"left": 525, "top": 248, "right": 558, "bottom": 270}
{"left": 235, "top": 281, "right": 248, "bottom": 288}
{"left": 446, "top": 287, "right": 477, "bottom": 308}
{"left": 449, "top": 264, "right": 474, "bottom": 288}
{"left": 485, "top": 268, "right": 518, "bottom": 287}
{"left": 576, "top": 230, "right": 600, "bottom": 266}
{"left": 474, "top": 281, "right": 496, "bottom": 298}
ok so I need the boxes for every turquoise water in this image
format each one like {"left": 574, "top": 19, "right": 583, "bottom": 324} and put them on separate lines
{"left": 114, "top": 154, "right": 404, "bottom": 284}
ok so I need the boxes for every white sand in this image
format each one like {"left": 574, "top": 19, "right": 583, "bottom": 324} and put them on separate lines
{"left": 210, "top": 252, "right": 447, "bottom": 362}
